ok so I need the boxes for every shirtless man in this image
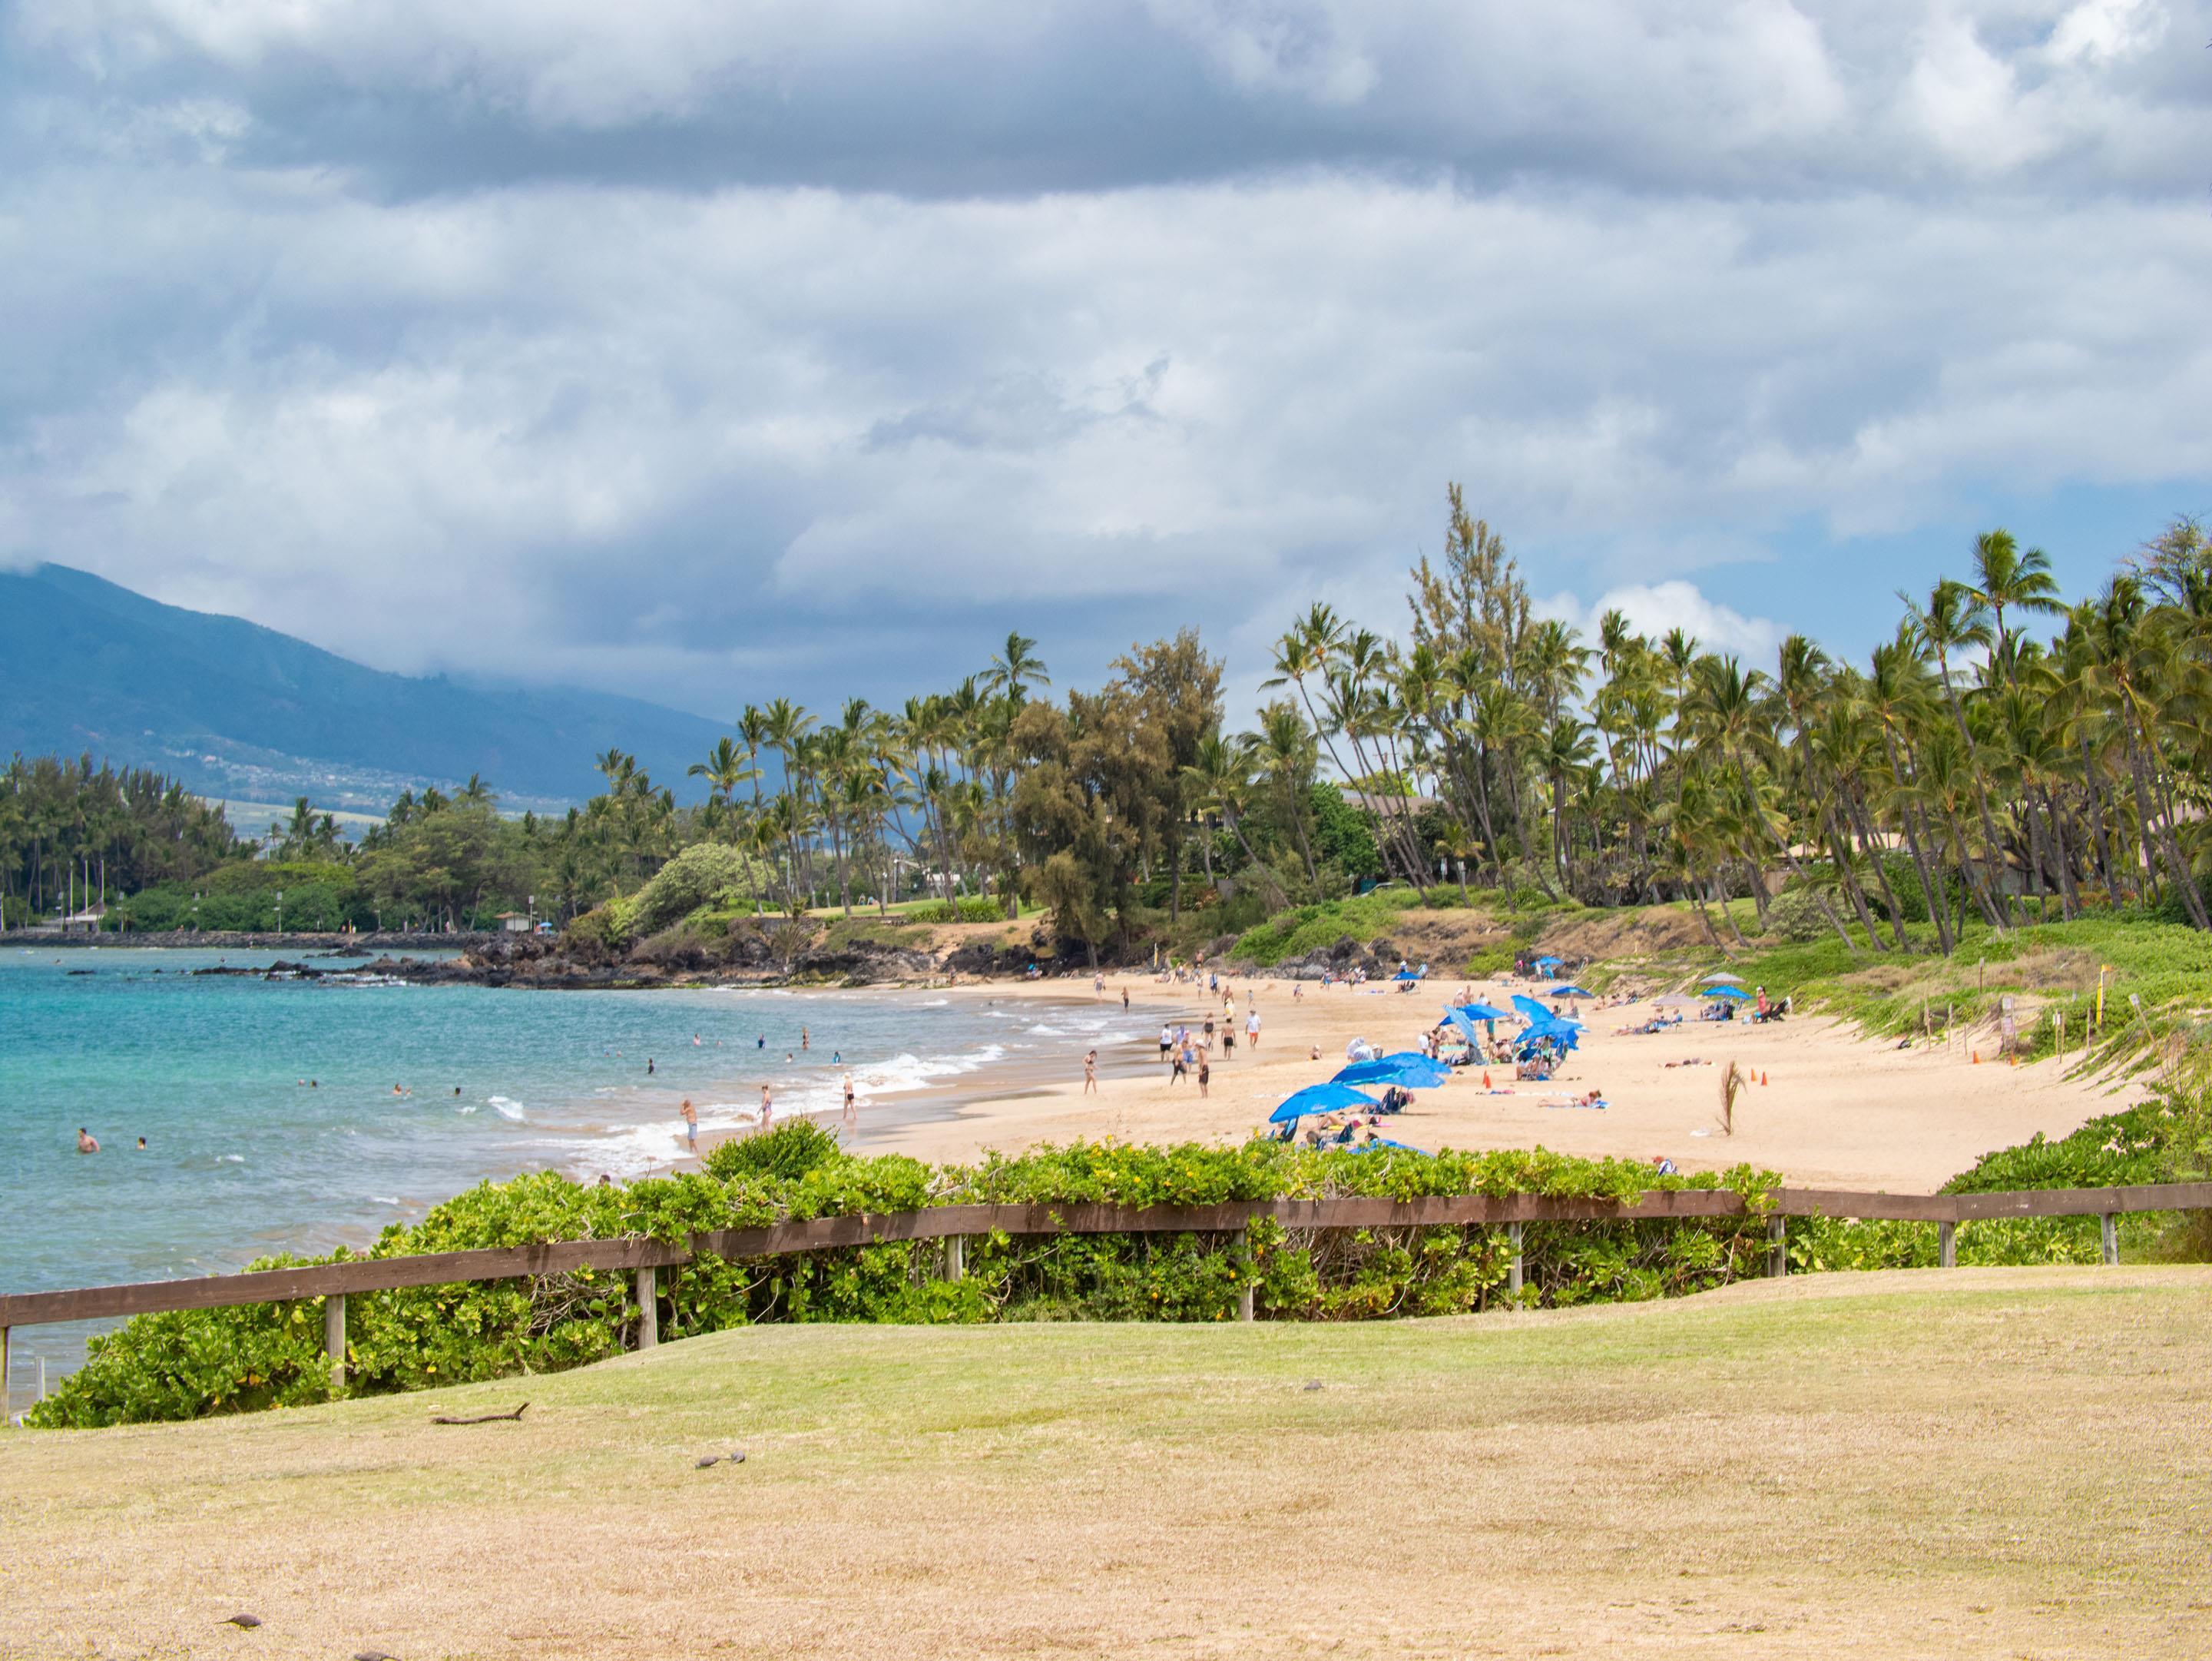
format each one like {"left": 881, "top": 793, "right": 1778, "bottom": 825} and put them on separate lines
{"left": 76, "top": 1127, "right": 99, "bottom": 1154}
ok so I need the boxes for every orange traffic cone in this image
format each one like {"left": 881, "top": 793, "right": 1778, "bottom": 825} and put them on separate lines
{"left": 1482, "top": 1071, "right": 1492, "bottom": 1089}
{"left": 1760, "top": 1070, "right": 1768, "bottom": 1086}
{"left": 1972, "top": 1049, "right": 1981, "bottom": 1065}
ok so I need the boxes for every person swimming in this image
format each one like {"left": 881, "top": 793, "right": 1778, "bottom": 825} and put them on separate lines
{"left": 76, "top": 1127, "right": 99, "bottom": 1153}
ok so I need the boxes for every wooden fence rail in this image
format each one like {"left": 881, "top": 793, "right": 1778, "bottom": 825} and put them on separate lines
{"left": 6, "top": 1182, "right": 2209, "bottom": 1401}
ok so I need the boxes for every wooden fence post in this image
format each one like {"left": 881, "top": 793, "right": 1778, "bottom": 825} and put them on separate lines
{"left": 1, "top": 1325, "right": 10, "bottom": 1424}
{"left": 323, "top": 1294, "right": 346, "bottom": 1391}
{"left": 2101, "top": 1212, "right": 2118, "bottom": 1266}
{"left": 1939, "top": 1221, "right": 1957, "bottom": 1269}
{"left": 634, "top": 1267, "right": 658, "bottom": 1350}
{"left": 1506, "top": 1222, "right": 1524, "bottom": 1298}
{"left": 1235, "top": 1236, "right": 1254, "bottom": 1322}
{"left": 1767, "top": 1216, "right": 1786, "bottom": 1278}
{"left": 945, "top": 1235, "right": 965, "bottom": 1282}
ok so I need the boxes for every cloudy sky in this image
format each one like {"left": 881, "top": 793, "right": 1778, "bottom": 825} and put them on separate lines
{"left": 2, "top": 0, "right": 2207, "bottom": 722}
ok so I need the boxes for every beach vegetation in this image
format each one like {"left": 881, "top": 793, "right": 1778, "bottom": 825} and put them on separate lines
{"left": 42, "top": 1082, "right": 2211, "bottom": 1431}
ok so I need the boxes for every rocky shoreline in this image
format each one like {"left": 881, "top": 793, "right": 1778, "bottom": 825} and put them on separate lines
{"left": 183, "top": 920, "right": 1429, "bottom": 992}
{"left": 15, "top": 929, "right": 491, "bottom": 953}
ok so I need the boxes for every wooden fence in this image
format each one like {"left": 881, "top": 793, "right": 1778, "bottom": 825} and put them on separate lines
{"left": 5, "top": 1182, "right": 2208, "bottom": 1401}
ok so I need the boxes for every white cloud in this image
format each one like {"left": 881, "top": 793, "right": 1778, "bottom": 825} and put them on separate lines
{"left": 0, "top": 2, "right": 2207, "bottom": 712}
{"left": 1540, "top": 581, "right": 1789, "bottom": 665}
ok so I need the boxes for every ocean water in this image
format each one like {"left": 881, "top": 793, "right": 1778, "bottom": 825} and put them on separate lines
{"left": 0, "top": 946, "right": 1154, "bottom": 1401}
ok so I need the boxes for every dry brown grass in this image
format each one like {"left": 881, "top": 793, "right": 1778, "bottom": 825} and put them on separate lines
{"left": 4, "top": 1268, "right": 2210, "bottom": 1659}
{"left": 1537, "top": 905, "right": 1711, "bottom": 966}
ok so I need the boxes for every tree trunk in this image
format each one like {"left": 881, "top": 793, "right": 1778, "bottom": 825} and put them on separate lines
{"left": 1882, "top": 730, "right": 1954, "bottom": 953}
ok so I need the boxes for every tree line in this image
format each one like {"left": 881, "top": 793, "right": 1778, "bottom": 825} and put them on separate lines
{"left": 8, "top": 490, "right": 2208, "bottom": 953}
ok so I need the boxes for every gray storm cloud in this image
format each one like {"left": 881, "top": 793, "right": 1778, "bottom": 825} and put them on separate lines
{"left": 1, "top": 1, "right": 2207, "bottom": 717}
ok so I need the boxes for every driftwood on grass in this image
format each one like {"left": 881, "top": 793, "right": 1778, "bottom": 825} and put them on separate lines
{"left": 430, "top": 1402, "right": 528, "bottom": 1424}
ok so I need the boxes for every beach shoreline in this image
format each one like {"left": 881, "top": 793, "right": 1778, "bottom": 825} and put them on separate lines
{"left": 693, "top": 969, "right": 2146, "bottom": 1193}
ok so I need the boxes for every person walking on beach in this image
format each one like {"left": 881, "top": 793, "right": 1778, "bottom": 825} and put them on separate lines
{"left": 1160, "top": 1023, "right": 1173, "bottom": 1064}
{"left": 1094, "top": 973, "right": 1104, "bottom": 1000}
{"left": 1246, "top": 1008, "right": 1261, "bottom": 1051}
{"left": 759, "top": 1084, "right": 774, "bottom": 1132}
{"left": 1083, "top": 1049, "right": 1098, "bottom": 1093}
{"left": 76, "top": 1127, "right": 98, "bottom": 1154}
{"left": 1223, "top": 1019, "right": 1234, "bottom": 1059}
{"left": 1171, "top": 1043, "right": 1189, "bottom": 1085}
{"left": 1197, "top": 1053, "right": 1210, "bottom": 1097}
{"left": 680, "top": 1098, "right": 698, "bottom": 1155}
{"left": 1121, "top": 986, "right": 1129, "bottom": 1011}
{"left": 843, "top": 1073, "right": 856, "bottom": 1128}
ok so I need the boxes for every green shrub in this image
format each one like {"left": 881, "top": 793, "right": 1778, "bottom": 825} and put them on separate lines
{"left": 562, "top": 901, "right": 634, "bottom": 956}
{"left": 30, "top": 1143, "right": 1778, "bottom": 1428}
{"left": 910, "top": 897, "right": 1008, "bottom": 924}
{"left": 631, "top": 844, "right": 770, "bottom": 935}
{"left": 705, "top": 1121, "right": 845, "bottom": 1182}
{"left": 1760, "top": 887, "right": 1837, "bottom": 943}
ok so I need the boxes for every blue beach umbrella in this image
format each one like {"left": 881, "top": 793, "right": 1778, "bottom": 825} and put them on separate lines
{"left": 1333, "top": 1053, "right": 1451, "bottom": 1089}
{"left": 1511, "top": 993, "right": 1581, "bottom": 1028}
{"left": 1534, "top": 955, "right": 1562, "bottom": 969}
{"left": 1549, "top": 984, "right": 1594, "bottom": 999}
{"left": 1353, "top": 1137, "right": 1429, "bottom": 1155}
{"left": 1269, "top": 1082, "right": 1383, "bottom": 1125}
{"left": 1703, "top": 985, "right": 1752, "bottom": 1001}
{"left": 1452, "top": 1001, "right": 1514, "bottom": 1023}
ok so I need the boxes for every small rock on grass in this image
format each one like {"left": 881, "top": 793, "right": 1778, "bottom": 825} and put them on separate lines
{"left": 727, "top": 1449, "right": 747, "bottom": 1463}
{"left": 695, "top": 1455, "right": 720, "bottom": 1468}
{"left": 223, "top": 1613, "right": 262, "bottom": 1628}
{"left": 1303, "top": 1381, "right": 1324, "bottom": 1391}
{"left": 354, "top": 1650, "right": 399, "bottom": 1659}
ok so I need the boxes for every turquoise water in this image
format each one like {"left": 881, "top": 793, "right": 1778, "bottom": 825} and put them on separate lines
{"left": 0, "top": 946, "right": 1151, "bottom": 1404}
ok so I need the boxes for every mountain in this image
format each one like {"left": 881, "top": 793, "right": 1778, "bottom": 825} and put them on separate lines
{"left": 0, "top": 563, "right": 733, "bottom": 814}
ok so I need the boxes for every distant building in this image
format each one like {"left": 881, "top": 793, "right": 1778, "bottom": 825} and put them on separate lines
{"left": 495, "top": 911, "right": 533, "bottom": 933}
{"left": 1339, "top": 787, "right": 1435, "bottom": 821}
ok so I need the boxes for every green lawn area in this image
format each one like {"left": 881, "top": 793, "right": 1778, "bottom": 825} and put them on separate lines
{"left": 5, "top": 1267, "right": 2209, "bottom": 1658}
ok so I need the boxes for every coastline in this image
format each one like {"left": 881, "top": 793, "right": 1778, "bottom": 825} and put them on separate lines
{"left": 726, "top": 970, "right": 2147, "bottom": 1192}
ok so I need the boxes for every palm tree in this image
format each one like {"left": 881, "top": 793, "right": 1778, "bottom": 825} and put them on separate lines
{"left": 687, "top": 737, "right": 759, "bottom": 820}
{"left": 982, "top": 633, "right": 1051, "bottom": 704}
{"left": 1901, "top": 579, "right": 2012, "bottom": 926}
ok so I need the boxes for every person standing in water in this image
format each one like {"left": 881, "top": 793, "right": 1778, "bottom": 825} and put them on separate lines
{"left": 76, "top": 1127, "right": 99, "bottom": 1154}
{"left": 842, "top": 1073, "right": 856, "bottom": 1128}
{"left": 680, "top": 1098, "right": 698, "bottom": 1155}
{"left": 647, "top": 1057, "right": 655, "bottom": 1075}
{"left": 800, "top": 1026, "right": 810, "bottom": 1051}
{"left": 759, "top": 1084, "right": 774, "bottom": 1132}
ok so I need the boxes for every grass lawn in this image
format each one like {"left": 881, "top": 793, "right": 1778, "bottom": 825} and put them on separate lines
{"left": 4, "top": 1268, "right": 2209, "bottom": 1658}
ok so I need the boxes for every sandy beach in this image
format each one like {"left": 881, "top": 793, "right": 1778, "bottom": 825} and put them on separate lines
{"left": 846, "top": 971, "right": 2144, "bottom": 1192}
